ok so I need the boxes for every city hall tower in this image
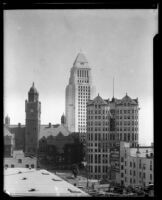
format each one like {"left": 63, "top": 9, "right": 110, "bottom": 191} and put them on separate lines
{"left": 65, "top": 52, "right": 94, "bottom": 141}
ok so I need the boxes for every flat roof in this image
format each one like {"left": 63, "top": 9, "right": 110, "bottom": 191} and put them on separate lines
{"left": 4, "top": 168, "right": 89, "bottom": 197}
{"left": 130, "top": 147, "right": 153, "bottom": 158}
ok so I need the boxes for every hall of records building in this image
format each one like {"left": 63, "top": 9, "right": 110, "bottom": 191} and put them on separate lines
{"left": 86, "top": 94, "right": 139, "bottom": 180}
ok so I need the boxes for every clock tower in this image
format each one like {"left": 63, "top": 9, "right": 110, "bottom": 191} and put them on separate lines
{"left": 25, "top": 82, "right": 41, "bottom": 156}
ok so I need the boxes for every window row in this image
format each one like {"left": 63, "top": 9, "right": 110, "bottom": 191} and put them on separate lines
{"left": 116, "top": 127, "right": 138, "bottom": 131}
{"left": 116, "top": 121, "right": 138, "bottom": 125}
{"left": 116, "top": 116, "right": 138, "bottom": 119}
{"left": 88, "top": 165, "right": 108, "bottom": 173}
{"left": 77, "top": 70, "right": 89, "bottom": 77}
{"left": 87, "top": 116, "right": 109, "bottom": 119}
{"left": 116, "top": 109, "right": 138, "bottom": 114}
{"left": 87, "top": 121, "right": 109, "bottom": 126}
{"left": 87, "top": 127, "right": 109, "bottom": 132}
{"left": 77, "top": 79, "right": 89, "bottom": 83}
{"left": 87, "top": 109, "right": 109, "bottom": 114}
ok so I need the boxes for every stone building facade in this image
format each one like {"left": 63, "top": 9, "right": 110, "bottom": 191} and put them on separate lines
{"left": 4, "top": 126, "right": 15, "bottom": 157}
{"left": 109, "top": 94, "right": 139, "bottom": 148}
{"left": 65, "top": 52, "right": 95, "bottom": 142}
{"left": 25, "top": 83, "right": 41, "bottom": 156}
{"left": 86, "top": 94, "right": 139, "bottom": 180}
{"left": 4, "top": 150, "right": 37, "bottom": 169}
{"left": 86, "top": 95, "right": 111, "bottom": 180}
{"left": 118, "top": 142, "right": 154, "bottom": 188}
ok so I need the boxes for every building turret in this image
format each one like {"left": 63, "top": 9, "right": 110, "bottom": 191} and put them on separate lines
{"left": 28, "top": 82, "right": 39, "bottom": 102}
{"left": 61, "top": 113, "right": 66, "bottom": 125}
{"left": 5, "top": 115, "right": 10, "bottom": 127}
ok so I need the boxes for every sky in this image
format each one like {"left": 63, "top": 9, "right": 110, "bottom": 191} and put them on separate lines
{"left": 4, "top": 9, "right": 158, "bottom": 145}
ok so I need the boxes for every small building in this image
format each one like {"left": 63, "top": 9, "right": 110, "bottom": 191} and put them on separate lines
{"left": 118, "top": 142, "right": 154, "bottom": 188}
{"left": 4, "top": 168, "right": 89, "bottom": 197}
{"left": 9, "top": 124, "right": 25, "bottom": 152}
{"left": 4, "top": 126, "right": 15, "bottom": 157}
{"left": 4, "top": 150, "right": 37, "bottom": 169}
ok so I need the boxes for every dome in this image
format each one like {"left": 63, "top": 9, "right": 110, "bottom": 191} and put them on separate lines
{"left": 29, "top": 82, "right": 38, "bottom": 94}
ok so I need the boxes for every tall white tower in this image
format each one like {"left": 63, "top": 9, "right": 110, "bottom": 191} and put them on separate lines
{"left": 65, "top": 52, "right": 94, "bottom": 141}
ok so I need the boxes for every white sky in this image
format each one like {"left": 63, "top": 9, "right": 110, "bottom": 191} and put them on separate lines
{"left": 4, "top": 9, "right": 158, "bottom": 145}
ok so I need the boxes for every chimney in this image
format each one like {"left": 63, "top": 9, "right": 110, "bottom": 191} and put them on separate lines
{"left": 18, "top": 123, "right": 21, "bottom": 128}
{"left": 49, "top": 123, "right": 51, "bottom": 128}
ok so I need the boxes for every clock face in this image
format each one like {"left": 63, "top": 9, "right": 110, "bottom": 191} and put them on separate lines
{"left": 30, "top": 109, "right": 34, "bottom": 113}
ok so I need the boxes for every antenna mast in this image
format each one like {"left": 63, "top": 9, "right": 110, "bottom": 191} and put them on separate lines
{"left": 113, "top": 77, "right": 114, "bottom": 98}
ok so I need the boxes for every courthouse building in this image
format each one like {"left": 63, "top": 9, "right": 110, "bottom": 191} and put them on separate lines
{"left": 4, "top": 83, "right": 41, "bottom": 158}
{"left": 65, "top": 52, "right": 95, "bottom": 142}
{"left": 4, "top": 83, "right": 84, "bottom": 169}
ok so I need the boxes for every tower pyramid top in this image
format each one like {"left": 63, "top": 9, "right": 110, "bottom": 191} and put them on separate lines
{"left": 73, "top": 52, "right": 88, "bottom": 66}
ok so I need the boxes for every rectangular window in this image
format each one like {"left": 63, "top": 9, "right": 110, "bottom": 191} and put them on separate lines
{"left": 31, "top": 164, "right": 34, "bottom": 168}
{"left": 150, "top": 165, "right": 152, "bottom": 170}
{"left": 95, "top": 155, "right": 97, "bottom": 163}
{"left": 18, "top": 159, "right": 22, "bottom": 163}
{"left": 150, "top": 174, "right": 152, "bottom": 180}
{"left": 121, "top": 157, "right": 124, "bottom": 162}
{"left": 143, "top": 173, "right": 145, "bottom": 178}
{"left": 98, "top": 155, "right": 101, "bottom": 163}
{"left": 98, "top": 166, "right": 101, "bottom": 173}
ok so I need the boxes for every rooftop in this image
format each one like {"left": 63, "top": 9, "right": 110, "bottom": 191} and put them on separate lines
{"left": 73, "top": 52, "right": 88, "bottom": 66}
{"left": 130, "top": 147, "right": 153, "bottom": 158}
{"left": 29, "top": 82, "right": 38, "bottom": 94}
{"left": 4, "top": 168, "right": 89, "bottom": 197}
{"left": 7, "top": 124, "right": 70, "bottom": 140}
{"left": 87, "top": 94, "right": 108, "bottom": 106}
{"left": 4, "top": 126, "right": 14, "bottom": 138}
{"left": 39, "top": 124, "right": 70, "bottom": 139}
